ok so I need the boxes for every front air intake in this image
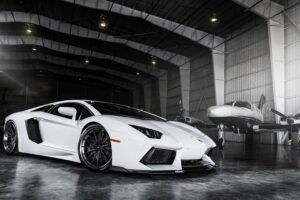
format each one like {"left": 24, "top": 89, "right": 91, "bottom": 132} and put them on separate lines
{"left": 140, "top": 148, "right": 176, "bottom": 165}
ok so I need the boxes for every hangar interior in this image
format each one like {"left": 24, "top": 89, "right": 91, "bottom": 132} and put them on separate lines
{"left": 0, "top": 0, "right": 300, "bottom": 199}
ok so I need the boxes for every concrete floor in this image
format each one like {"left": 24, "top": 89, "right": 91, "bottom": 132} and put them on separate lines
{"left": 0, "top": 142, "right": 300, "bottom": 200}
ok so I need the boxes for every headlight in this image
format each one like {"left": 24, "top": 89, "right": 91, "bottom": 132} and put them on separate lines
{"left": 130, "top": 125, "right": 162, "bottom": 139}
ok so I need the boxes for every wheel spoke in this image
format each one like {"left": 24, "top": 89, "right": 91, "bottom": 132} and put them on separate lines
{"left": 93, "top": 132, "right": 99, "bottom": 143}
{"left": 101, "top": 150, "right": 108, "bottom": 161}
{"left": 101, "top": 135, "right": 109, "bottom": 144}
{"left": 102, "top": 144, "right": 111, "bottom": 148}
{"left": 84, "top": 149, "right": 96, "bottom": 154}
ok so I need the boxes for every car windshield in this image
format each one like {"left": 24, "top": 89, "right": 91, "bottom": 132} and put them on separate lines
{"left": 87, "top": 101, "right": 166, "bottom": 121}
{"left": 234, "top": 101, "right": 251, "bottom": 109}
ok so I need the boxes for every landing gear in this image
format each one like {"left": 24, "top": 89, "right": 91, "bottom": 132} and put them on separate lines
{"left": 218, "top": 124, "right": 225, "bottom": 150}
{"left": 298, "top": 129, "right": 300, "bottom": 150}
{"left": 287, "top": 125, "right": 293, "bottom": 146}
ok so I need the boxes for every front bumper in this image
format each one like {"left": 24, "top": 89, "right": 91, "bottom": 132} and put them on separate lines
{"left": 110, "top": 131, "right": 216, "bottom": 173}
{"left": 111, "top": 154, "right": 216, "bottom": 174}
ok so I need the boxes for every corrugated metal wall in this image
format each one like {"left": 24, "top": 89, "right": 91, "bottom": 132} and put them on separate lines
{"left": 189, "top": 51, "right": 215, "bottom": 121}
{"left": 285, "top": 0, "right": 300, "bottom": 115}
{"left": 166, "top": 68, "right": 181, "bottom": 120}
{"left": 225, "top": 24, "right": 275, "bottom": 122}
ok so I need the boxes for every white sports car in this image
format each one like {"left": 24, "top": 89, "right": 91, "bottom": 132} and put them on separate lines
{"left": 2, "top": 100, "right": 216, "bottom": 173}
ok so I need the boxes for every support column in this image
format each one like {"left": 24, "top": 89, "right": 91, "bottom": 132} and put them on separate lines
{"left": 179, "top": 62, "right": 190, "bottom": 115}
{"left": 212, "top": 44, "right": 225, "bottom": 105}
{"left": 268, "top": 18, "right": 285, "bottom": 123}
{"left": 143, "top": 82, "right": 152, "bottom": 112}
{"left": 158, "top": 73, "right": 168, "bottom": 118}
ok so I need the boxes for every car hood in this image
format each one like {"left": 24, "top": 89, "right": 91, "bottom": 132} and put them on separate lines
{"left": 102, "top": 115, "right": 215, "bottom": 149}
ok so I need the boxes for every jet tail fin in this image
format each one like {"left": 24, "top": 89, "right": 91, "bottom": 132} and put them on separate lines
{"left": 258, "top": 94, "right": 266, "bottom": 111}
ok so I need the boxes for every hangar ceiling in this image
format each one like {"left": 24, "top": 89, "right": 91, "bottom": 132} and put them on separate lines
{"left": 0, "top": 0, "right": 264, "bottom": 111}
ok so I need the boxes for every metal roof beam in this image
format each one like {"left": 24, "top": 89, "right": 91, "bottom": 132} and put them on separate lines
{"left": 0, "top": 35, "right": 163, "bottom": 77}
{"left": 0, "top": 11, "right": 187, "bottom": 66}
{"left": 61, "top": 0, "right": 225, "bottom": 51}
{"left": 232, "top": 0, "right": 284, "bottom": 24}
{"left": 0, "top": 62, "right": 138, "bottom": 91}
{"left": 0, "top": 51, "right": 150, "bottom": 85}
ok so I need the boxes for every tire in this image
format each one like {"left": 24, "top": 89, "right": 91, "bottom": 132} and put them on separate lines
{"left": 3, "top": 121, "right": 19, "bottom": 155}
{"left": 78, "top": 124, "right": 112, "bottom": 172}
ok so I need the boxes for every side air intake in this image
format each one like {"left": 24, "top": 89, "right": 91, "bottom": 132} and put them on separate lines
{"left": 140, "top": 148, "right": 176, "bottom": 165}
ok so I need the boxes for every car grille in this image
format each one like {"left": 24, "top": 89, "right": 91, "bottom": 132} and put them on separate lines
{"left": 140, "top": 147, "right": 176, "bottom": 165}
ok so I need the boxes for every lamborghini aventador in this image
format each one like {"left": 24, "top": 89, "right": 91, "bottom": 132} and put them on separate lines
{"left": 2, "top": 100, "right": 216, "bottom": 173}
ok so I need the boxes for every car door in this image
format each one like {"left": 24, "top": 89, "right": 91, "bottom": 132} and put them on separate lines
{"left": 35, "top": 103, "right": 93, "bottom": 153}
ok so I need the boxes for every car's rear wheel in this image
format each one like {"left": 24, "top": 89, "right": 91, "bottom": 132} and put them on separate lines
{"left": 3, "top": 121, "right": 19, "bottom": 155}
{"left": 78, "top": 124, "right": 112, "bottom": 172}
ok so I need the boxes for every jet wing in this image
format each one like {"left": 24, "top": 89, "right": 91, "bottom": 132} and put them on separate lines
{"left": 258, "top": 123, "right": 295, "bottom": 132}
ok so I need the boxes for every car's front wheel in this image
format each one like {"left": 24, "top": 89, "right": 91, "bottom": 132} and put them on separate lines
{"left": 78, "top": 124, "right": 112, "bottom": 172}
{"left": 3, "top": 120, "right": 19, "bottom": 155}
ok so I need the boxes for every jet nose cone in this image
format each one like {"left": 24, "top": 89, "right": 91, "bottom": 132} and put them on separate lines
{"left": 207, "top": 106, "right": 220, "bottom": 117}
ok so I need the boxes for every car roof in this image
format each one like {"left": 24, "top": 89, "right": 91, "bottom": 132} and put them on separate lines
{"left": 26, "top": 100, "right": 166, "bottom": 121}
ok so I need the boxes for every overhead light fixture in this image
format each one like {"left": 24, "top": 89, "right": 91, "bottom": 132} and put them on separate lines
{"left": 136, "top": 72, "right": 140, "bottom": 76}
{"left": 32, "top": 46, "right": 37, "bottom": 51}
{"left": 78, "top": 77, "right": 82, "bottom": 81}
{"left": 39, "top": 69, "right": 43, "bottom": 73}
{"left": 151, "top": 57, "right": 157, "bottom": 65}
{"left": 85, "top": 57, "right": 90, "bottom": 64}
{"left": 0, "top": 70, "right": 3, "bottom": 73}
{"left": 211, "top": 13, "right": 218, "bottom": 23}
{"left": 26, "top": 24, "right": 32, "bottom": 34}
{"left": 99, "top": 15, "right": 108, "bottom": 29}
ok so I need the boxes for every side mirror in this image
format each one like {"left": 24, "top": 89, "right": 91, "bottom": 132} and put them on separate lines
{"left": 58, "top": 107, "right": 77, "bottom": 121}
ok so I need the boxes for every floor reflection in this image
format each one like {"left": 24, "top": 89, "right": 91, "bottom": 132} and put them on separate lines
{"left": 0, "top": 142, "right": 299, "bottom": 200}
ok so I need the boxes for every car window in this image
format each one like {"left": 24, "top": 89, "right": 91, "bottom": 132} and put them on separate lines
{"left": 32, "top": 104, "right": 54, "bottom": 112}
{"left": 87, "top": 101, "right": 165, "bottom": 121}
{"left": 78, "top": 108, "right": 93, "bottom": 120}
{"left": 50, "top": 103, "right": 93, "bottom": 120}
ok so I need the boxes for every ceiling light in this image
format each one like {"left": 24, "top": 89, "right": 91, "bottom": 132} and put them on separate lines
{"left": 39, "top": 69, "right": 43, "bottom": 73}
{"left": 151, "top": 57, "right": 157, "bottom": 65}
{"left": 26, "top": 28, "right": 32, "bottom": 34}
{"left": 99, "top": 15, "right": 108, "bottom": 29}
{"left": 32, "top": 47, "right": 37, "bottom": 51}
{"left": 211, "top": 14, "right": 218, "bottom": 23}
{"left": 136, "top": 72, "right": 140, "bottom": 76}
{"left": 78, "top": 77, "right": 82, "bottom": 81}
{"left": 85, "top": 57, "right": 90, "bottom": 64}
{"left": 26, "top": 24, "right": 32, "bottom": 34}
{"left": 100, "top": 21, "right": 107, "bottom": 28}
{"left": 0, "top": 70, "right": 3, "bottom": 73}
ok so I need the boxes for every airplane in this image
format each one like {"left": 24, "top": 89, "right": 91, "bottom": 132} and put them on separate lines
{"left": 207, "top": 95, "right": 266, "bottom": 134}
{"left": 176, "top": 95, "right": 300, "bottom": 150}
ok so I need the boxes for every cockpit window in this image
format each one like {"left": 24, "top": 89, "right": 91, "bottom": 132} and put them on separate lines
{"left": 234, "top": 101, "right": 251, "bottom": 109}
{"left": 225, "top": 101, "right": 234, "bottom": 106}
